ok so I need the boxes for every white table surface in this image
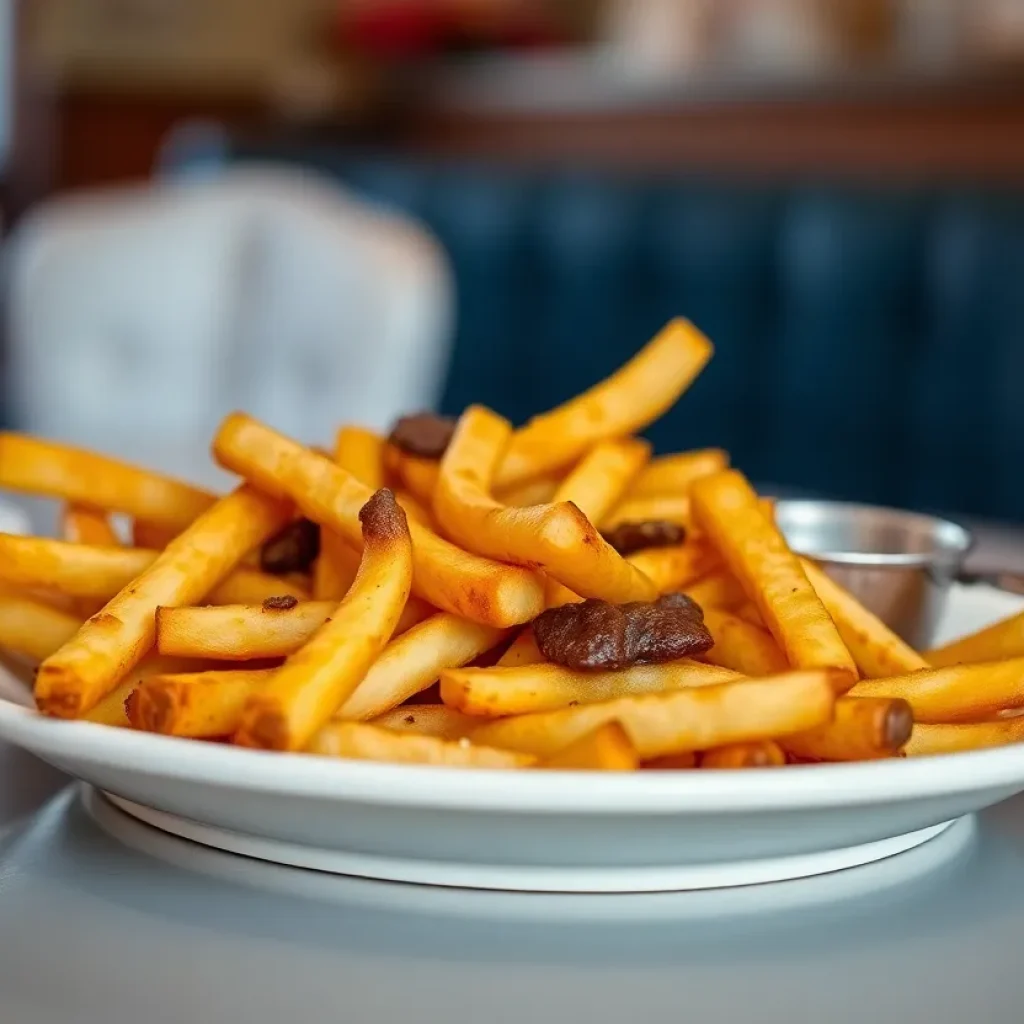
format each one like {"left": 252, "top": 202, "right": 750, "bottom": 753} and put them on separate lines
{"left": 2, "top": 737, "right": 1024, "bottom": 1024}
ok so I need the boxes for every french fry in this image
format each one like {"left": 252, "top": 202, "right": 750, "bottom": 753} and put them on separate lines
{"left": 235, "top": 490, "right": 413, "bottom": 751}
{"left": 700, "top": 741, "right": 786, "bottom": 769}
{"left": 131, "top": 669, "right": 274, "bottom": 737}
{"left": 905, "top": 719, "right": 1024, "bottom": 757}
{"left": 603, "top": 495, "right": 692, "bottom": 532}
{"left": 701, "top": 606, "right": 788, "bottom": 676}
{"left": 470, "top": 670, "right": 838, "bottom": 759}
{"left": 441, "top": 660, "right": 744, "bottom": 717}
{"left": 801, "top": 558, "right": 928, "bottom": 678}
{"left": 398, "top": 454, "right": 441, "bottom": 505}
{"left": 496, "top": 476, "right": 562, "bottom": 507}
{"left": 335, "top": 426, "right": 385, "bottom": 490}
{"left": 541, "top": 438, "right": 652, "bottom": 607}
{"left": 685, "top": 571, "right": 747, "bottom": 611}
{"left": 214, "top": 412, "right": 544, "bottom": 627}
{"left": 630, "top": 449, "right": 730, "bottom": 499}
{"left": 157, "top": 601, "right": 337, "bottom": 661}
{"left": 0, "top": 535, "right": 308, "bottom": 605}
{"left": 308, "top": 721, "right": 536, "bottom": 768}
{"left": 642, "top": 751, "right": 698, "bottom": 770}
{"left": 542, "top": 723, "right": 639, "bottom": 771}
{"left": 551, "top": 438, "right": 651, "bottom": 522}
{"left": 62, "top": 505, "right": 122, "bottom": 616}
{"left": 627, "top": 542, "right": 720, "bottom": 595}
{"left": 314, "top": 427, "right": 381, "bottom": 601}
{"left": 313, "top": 531, "right": 360, "bottom": 601}
{"left": 781, "top": 696, "right": 913, "bottom": 762}
{"left": 132, "top": 520, "right": 180, "bottom": 550}
{"left": 34, "top": 484, "right": 292, "bottom": 718}
{"left": 691, "top": 471, "right": 857, "bottom": 686}
{"left": 0, "top": 433, "right": 214, "bottom": 529}
{"left": 156, "top": 594, "right": 434, "bottom": 663}
{"left": 62, "top": 505, "right": 119, "bottom": 547}
{"left": 434, "top": 406, "right": 656, "bottom": 604}
{"left": 0, "top": 591, "right": 82, "bottom": 661}
{"left": 337, "top": 613, "right": 507, "bottom": 721}
{"left": 394, "top": 491, "right": 433, "bottom": 528}
{"left": 926, "top": 609, "right": 1024, "bottom": 668}
{"left": 849, "top": 658, "right": 1024, "bottom": 724}
{"left": 496, "top": 627, "right": 545, "bottom": 667}
{"left": 370, "top": 704, "right": 480, "bottom": 741}
{"left": 494, "top": 319, "right": 714, "bottom": 489}
{"left": 734, "top": 602, "right": 764, "bottom": 627}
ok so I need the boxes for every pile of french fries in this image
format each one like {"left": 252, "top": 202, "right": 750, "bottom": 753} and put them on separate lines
{"left": 2, "top": 317, "right": 1024, "bottom": 773}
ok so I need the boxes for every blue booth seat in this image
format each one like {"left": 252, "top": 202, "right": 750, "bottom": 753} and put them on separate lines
{"left": 165, "top": 132, "right": 1024, "bottom": 522}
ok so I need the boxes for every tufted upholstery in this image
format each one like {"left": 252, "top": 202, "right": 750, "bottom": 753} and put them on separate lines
{"left": 167, "top": 134, "right": 1024, "bottom": 521}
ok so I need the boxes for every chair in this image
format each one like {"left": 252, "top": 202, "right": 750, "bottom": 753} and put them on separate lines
{"left": 3, "top": 166, "right": 453, "bottom": 491}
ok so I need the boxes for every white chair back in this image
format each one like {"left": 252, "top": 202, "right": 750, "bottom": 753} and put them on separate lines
{"left": 4, "top": 167, "right": 454, "bottom": 490}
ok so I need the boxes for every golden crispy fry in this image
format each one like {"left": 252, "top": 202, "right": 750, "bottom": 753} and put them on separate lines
{"left": 603, "top": 495, "right": 692, "bottom": 532}
{"left": 685, "top": 571, "right": 747, "bottom": 611}
{"left": 83, "top": 679, "right": 137, "bottom": 728}
{"left": 90, "top": 654, "right": 221, "bottom": 729}
{"left": 905, "top": 719, "right": 1024, "bottom": 757}
{"left": 734, "top": 602, "right": 764, "bottom": 627}
{"left": 132, "top": 520, "right": 180, "bottom": 550}
{"left": 62, "top": 505, "right": 122, "bottom": 616}
{"left": 0, "top": 592, "right": 81, "bottom": 661}
{"left": 540, "top": 438, "right": 652, "bottom": 607}
{"left": 541, "top": 723, "right": 639, "bottom": 771}
{"left": 214, "top": 413, "right": 544, "bottom": 627}
{"left": 642, "top": 751, "right": 698, "bottom": 770}
{"left": 627, "top": 542, "right": 721, "bottom": 595}
{"left": 131, "top": 668, "right": 274, "bottom": 737}
{"left": 335, "top": 426, "right": 385, "bottom": 490}
{"left": 336, "top": 613, "right": 506, "bottom": 721}
{"left": 435, "top": 406, "right": 656, "bottom": 604}
{"left": 441, "top": 660, "right": 744, "bottom": 717}
{"left": 371, "top": 704, "right": 480, "bottom": 741}
{"left": 630, "top": 449, "right": 730, "bottom": 499}
{"left": 314, "top": 427, "right": 380, "bottom": 601}
{"left": 313, "top": 532, "right": 360, "bottom": 601}
{"left": 307, "top": 722, "right": 536, "bottom": 769}
{"left": 471, "top": 670, "right": 838, "bottom": 759}
{"left": 700, "top": 741, "right": 786, "bottom": 769}
{"left": 0, "top": 535, "right": 307, "bottom": 605}
{"left": 157, "top": 601, "right": 337, "bottom": 661}
{"left": 235, "top": 490, "right": 413, "bottom": 751}
{"left": 701, "top": 607, "right": 788, "bottom": 676}
{"left": 801, "top": 558, "right": 928, "bottom": 678}
{"left": 552, "top": 438, "right": 651, "bottom": 522}
{"left": 781, "top": 696, "right": 913, "bottom": 762}
{"left": 496, "top": 627, "right": 545, "bottom": 667}
{"left": 398, "top": 454, "right": 441, "bottom": 505}
{"left": 394, "top": 491, "right": 433, "bottom": 528}
{"left": 849, "top": 658, "right": 1024, "bottom": 723}
{"left": 62, "top": 505, "right": 119, "bottom": 547}
{"left": 926, "top": 609, "right": 1024, "bottom": 668}
{"left": 0, "top": 433, "right": 214, "bottom": 529}
{"left": 34, "top": 485, "right": 292, "bottom": 718}
{"left": 494, "top": 319, "right": 714, "bottom": 489}
{"left": 495, "top": 476, "right": 562, "bottom": 507}
{"left": 691, "top": 471, "right": 857, "bottom": 686}
{"left": 155, "top": 593, "right": 432, "bottom": 665}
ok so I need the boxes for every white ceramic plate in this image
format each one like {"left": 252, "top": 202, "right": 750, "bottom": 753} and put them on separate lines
{"left": 0, "top": 583, "right": 1022, "bottom": 893}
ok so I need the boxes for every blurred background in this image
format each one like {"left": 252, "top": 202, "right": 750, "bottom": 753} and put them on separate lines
{"left": 2, "top": 0, "right": 1024, "bottom": 532}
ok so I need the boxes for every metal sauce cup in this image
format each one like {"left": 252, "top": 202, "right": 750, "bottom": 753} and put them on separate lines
{"left": 774, "top": 500, "right": 974, "bottom": 649}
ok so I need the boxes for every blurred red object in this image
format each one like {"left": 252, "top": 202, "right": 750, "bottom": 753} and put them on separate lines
{"left": 334, "top": 1, "right": 564, "bottom": 59}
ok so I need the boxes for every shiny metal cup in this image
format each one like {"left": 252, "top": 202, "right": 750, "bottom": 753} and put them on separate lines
{"left": 774, "top": 500, "right": 974, "bottom": 649}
